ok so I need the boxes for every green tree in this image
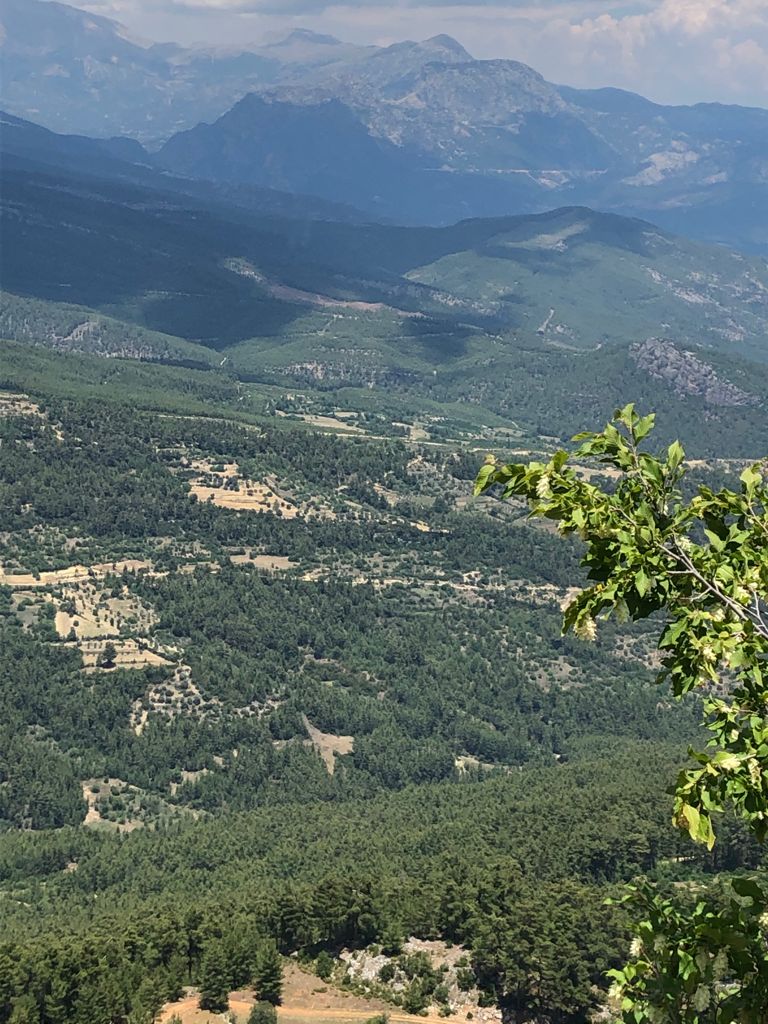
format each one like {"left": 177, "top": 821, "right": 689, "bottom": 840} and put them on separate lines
{"left": 253, "top": 941, "right": 283, "bottom": 1006}
{"left": 198, "top": 944, "right": 230, "bottom": 1013}
{"left": 100, "top": 642, "right": 117, "bottom": 669}
{"left": 132, "top": 974, "right": 167, "bottom": 1023}
{"left": 43, "top": 973, "right": 72, "bottom": 1024}
{"left": 315, "top": 951, "right": 334, "bottom": 982}
{"left": 476, "top": 404, "right": 768, "bottom": 1023}
{"left": 8, "top": 996, "right": 40, "bottom": 1024}
{"left": 247, "top": 1001, "right": 278, "bottom": 1024}
{"left": 0, "top": 949, "right": 18, "bottom": 1020}
{"left": 470, "top": 879, "right": 608, "bottom": 1024}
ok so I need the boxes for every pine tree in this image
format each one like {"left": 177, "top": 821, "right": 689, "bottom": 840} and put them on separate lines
{"left": 133, "top": 974, "right": 167, "bottom": 1023}
{"left": 198, "top": 944, "right": 229, "bottom": 1013}
{"left": 315, "top": 951, "right": 334, "bottom": 982}
{"left": 0, "top": 950, "right": 18, "bottom": 1019}
{"left": 43, "top": 974, "right": 71, "bottom": 1024}
{"left": 252, "top": 941, "right": 283, "bottom": 1006}
{"left": 9, "top": 995, "right": 40, "bottom": 1024}
{"left": 248, "top": 1001, "right": 278, "bottom": 1024}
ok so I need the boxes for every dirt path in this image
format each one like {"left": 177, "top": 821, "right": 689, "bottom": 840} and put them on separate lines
{"left": 280, "top": 1009, "right": 449, "bottom": 1024}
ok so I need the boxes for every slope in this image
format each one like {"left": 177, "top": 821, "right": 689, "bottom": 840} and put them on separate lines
{"left": 0, "top": 110, "right": 370, "bottom": 224}
{"left": 0, "top": 292, "right": 216, "bottom": 365}
{"left": 5, "top": 150, "right": 768, "bottom": 359}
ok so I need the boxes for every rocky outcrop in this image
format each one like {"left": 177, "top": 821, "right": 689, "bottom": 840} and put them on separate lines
{"left": 631, "top": 337, "right": 758, "bottom": 407}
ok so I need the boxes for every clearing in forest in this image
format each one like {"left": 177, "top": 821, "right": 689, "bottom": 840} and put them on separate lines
{"left": 188, "top": 463, "right": 300, "bottom": 517}
{"left": 0, "top": 559, "right": 152, "bottom": 588}
{"left": 277, "top": 410, "right": 364, "bottom": 434}
{"left": 302, "top": 715, "right": 354, "bottom": 774}
{"left": 159, "top": 963, "right": 462, "bottom": 1024}
{"left": 54, "top": 585, "right": 156, "bottom": 639}
{"left": 79, "top": 639, "right": 173, "bottom": 671}
{"left": 229, "top": 552, "right": 298, "bottom": 571}
{"left": 190, "top": 481, "right": 298, "bottom": 515}
{"left": 187, "top": 462, "right": 336, "bottom": 520}
{"left": 80, "top": 778, "right": 144, "bottom": 833}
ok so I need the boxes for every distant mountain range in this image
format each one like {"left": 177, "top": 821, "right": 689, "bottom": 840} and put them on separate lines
{"left": 2, "top": 108, "right": 768, "bottom": 448}
{"left": 3, "top": 0, "right": 768, "bottom": 251}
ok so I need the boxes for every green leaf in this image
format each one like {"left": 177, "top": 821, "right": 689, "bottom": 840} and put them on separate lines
{"left": 473, "top": 463, "right": 497, "bottom": 497}
{"left": 680, "top": 803, "right": 701, "bottom": 843}
{"left": 740, "top": 465, "right": 761, "bottom": 495}
{"left": 635, "top": 414, "right": 656, "bottom": 442}
{"left": 704, "top": 529, "right": 725, "bottom": 552}
{"left": 731, "top": 876, "right": 765, "bottom": 902}
{"left": 635, "top": 568, "right": 651, "bottom": 598}
{"left": 667, "top": 440, "right": 685, "bottom": 471}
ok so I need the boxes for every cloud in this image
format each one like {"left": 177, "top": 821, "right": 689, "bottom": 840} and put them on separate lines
{"left": 77, "top": 0, "right": 768, "bottom": 106}
{"left": 141, "top": 0, "right": 600, "bottom": 10}
{"left": 547, "top": 0, "right": 768, "bottom": 102}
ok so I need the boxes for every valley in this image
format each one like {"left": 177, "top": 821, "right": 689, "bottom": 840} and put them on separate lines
{"left": 2, "top": 3, "right": 768, "bottom": 1022}
{"left": 0, "top": 355, "right": 717, "bottom": 1023}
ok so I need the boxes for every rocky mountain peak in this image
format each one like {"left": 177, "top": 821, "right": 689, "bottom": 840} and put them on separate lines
{"left": 268, "top": 29, "right": 344, "bottom": 48}
{"left": 421, "top": 35, "right": 472, "bottom": 60}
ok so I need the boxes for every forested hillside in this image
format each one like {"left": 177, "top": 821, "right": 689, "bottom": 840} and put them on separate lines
{"left": 2, "top": 347, "right": 754, "bottom": 1022}
{"left": 3, "top": 10, "right": 768, "bottom": 1017}
{"left": 4, "top": 139, "right": 768, "bottom": 457}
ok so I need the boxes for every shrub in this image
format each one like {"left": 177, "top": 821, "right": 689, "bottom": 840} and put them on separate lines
{"left": 378, "top": 962, "right": 396, "bottom": 983}
{"left": 315, "top": 951, "right": 334, "bottom": 982}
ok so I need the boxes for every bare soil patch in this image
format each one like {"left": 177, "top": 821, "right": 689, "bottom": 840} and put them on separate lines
{"left": 0, "top": 559, "right": 152, "bottom": 588}
{"left": 373, "top": 483, "right": 400, "bottom": 507}
{"left": 80, "top": 778, "right": 143, "bottom": 833}
{"left": 191, "top": 480, "right": 298, "bottom": 517}
{"left": 230, "top": 552, "right": 298, "bottom": 571}
{"left": 394, "top": 421, "right": 429, "bottom": 441}
{"left": 159, "top": 963, "right": 456, "bottom": 1024}
{"left": 79, "top": 639, "right": 172, "bottom": 671}
{"left": 302, "top": 715, "right": 354, "bottom": 774}
{"left": 277, "top": 411, "right": 364, "bottom": 434}
{"left": 0, "top": 392, "right": 44, "bottom": 418}
{"left": 54, "top": 585, "right": 156, "bottom": 639}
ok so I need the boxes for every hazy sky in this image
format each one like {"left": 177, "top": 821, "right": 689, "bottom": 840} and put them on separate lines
{"left": 78, "top": 0, "right": 768, "bottom": 107}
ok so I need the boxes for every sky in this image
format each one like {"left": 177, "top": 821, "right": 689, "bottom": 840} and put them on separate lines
{"left": 78, "top": 0, "right": 768, "bottom": 107}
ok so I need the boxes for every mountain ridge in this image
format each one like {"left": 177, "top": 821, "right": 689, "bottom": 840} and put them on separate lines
{"left": 3, "top": 0, "right": 768, "bottom": 249}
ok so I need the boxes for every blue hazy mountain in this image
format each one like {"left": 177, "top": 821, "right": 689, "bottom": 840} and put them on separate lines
{"left": 3, "top": 0, "right": 768, "bottom": 251}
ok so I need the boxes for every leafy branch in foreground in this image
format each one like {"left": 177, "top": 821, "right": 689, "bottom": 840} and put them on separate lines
{"left": 476, "top": 405, "right": 768, "bottom": 1022}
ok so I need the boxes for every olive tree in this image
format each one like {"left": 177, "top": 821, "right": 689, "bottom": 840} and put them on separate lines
{"left": 475, "top": 405, "right": 768, "bottom": 1022}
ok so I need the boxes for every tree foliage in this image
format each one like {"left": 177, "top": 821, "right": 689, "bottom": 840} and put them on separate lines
{"left": 252, "top": 941, "right": 283, "bottom": 1006}
{"left": 198, "top": 944, "right": 230, "bottom": 1013}
{"left": 476, "top": 404, "right": 768, "bottom": 1022}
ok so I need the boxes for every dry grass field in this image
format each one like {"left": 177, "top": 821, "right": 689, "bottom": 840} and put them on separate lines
{"left": 80, "top": 778, "right": 144, "bottom": 832}
{"left": 229, "top": 552, "right": 298, "bottom": 571}
{"left": 158, "top": 963, "right": 462, "bottom": 1024}
{"left": 276, "top": 411, "right": 364, "bottom": 434}
{"left": 54, "top": 584, "right": 156, "bottom": 639}
{"left": 79, "top": 639, "right": 173, "bottom": 671}
{"left": 0, "top": 559, "right": 152, "bottom": 588}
